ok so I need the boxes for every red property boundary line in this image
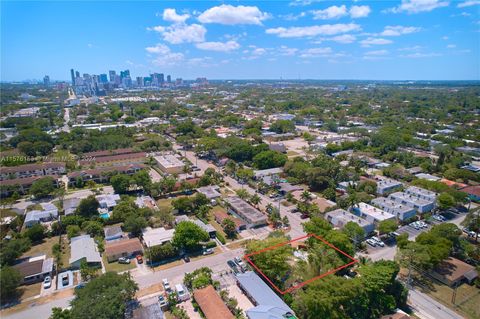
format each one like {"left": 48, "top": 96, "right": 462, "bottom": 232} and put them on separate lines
{"left": 243, "top": 233, "right": 358, "bottom": 295}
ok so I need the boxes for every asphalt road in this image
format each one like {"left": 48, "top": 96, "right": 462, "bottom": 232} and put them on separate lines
{"left": 408, "top": 289, "right": 464, "bottom": 319}
{"left": 2, "top": 296, "right": 73, "bottom": 319}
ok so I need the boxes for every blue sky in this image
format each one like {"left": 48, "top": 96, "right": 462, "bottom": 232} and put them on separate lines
{"left": 1, "top": 0, "right": 479, "bottom": 81}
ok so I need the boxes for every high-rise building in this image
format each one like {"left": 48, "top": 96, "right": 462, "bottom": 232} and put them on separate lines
{"left": 70, "top": 69, "right": 75, "bottom": 85}
{"left": 99, "top": 74, "right": 108, "bottom": 83}
{"left": 43, "top": 75, "right": 50, "bottom": 86}
{"left": 167, "top": 75, "right": 171, "bottom": 83}
{"left": 120, "top": 70, "right": 130, "bottom": 79}
{"left": 75, "top": 71, "right": 80, "bottom": 78}
{"left": 136, "top": 77, "right": 144, "bottom": 87}
{"left": 109, "top": 70, "right": 116, "bottom": 82}
{"left": 159, "top": 73, "right": 165, "bottom": 84}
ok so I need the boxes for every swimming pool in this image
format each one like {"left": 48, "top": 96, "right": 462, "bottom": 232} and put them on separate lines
{"left": 99, "top": 213, "right": 110, "bottom": 219}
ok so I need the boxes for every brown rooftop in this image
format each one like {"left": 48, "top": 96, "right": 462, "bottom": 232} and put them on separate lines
{"left": 1, "top": 162, "right": 65, "bottom": 174}
{"left": 13, "top": 259, "right": 44, "bottom": 277}
{"left": 433, "top": 257, "right": 476, "bottom": 282}
{"left": 105, "top": 238, "right": 143, "bottom": 257}
{"left": 81, "top": 148, "right": 136, "bottom": 158}
{"left": 461, "top": 185, "right": 480, "bottom": 197}
{"left": 79, "top": 152, "right": 146, "bottom": 165}
{"left": 193, "top": 285, "right": 234, "bottom": 319}
{"left": 213, "top": 210, "right": 246, "bottom": 229}
{"left": 1, "top": 175, "right": 59, "bottom": 186}
{"left": 68, "top": 164, "right": 146, "bottom": 178}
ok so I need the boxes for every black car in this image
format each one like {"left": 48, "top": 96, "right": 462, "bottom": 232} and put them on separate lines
{"left": 227, "top": 260, "right": 239, "bottom": 273}
{"left": 183, "top": 255, "right": 190, "bottom": 262}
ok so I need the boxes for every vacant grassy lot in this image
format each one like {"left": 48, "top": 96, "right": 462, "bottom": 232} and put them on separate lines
{"left": 18, "top": 282, "right": 42, "bottom": 301}
{"left": 418, "top": 279, "right": 480, "bottom": 319}
{"left": 102, "top": 254, "right": 136, "bottom": 273}
{"left": 22, "top": 236, "right": 59, "bottom": 259}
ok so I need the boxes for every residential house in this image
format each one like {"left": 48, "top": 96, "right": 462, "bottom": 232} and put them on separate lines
{"left": 0, "top": 175, "right": 60, "bottom": 196}
{"left": 431, "top": 257, "right": 478, "bottom": 287}
{"left": 24, "top": 203, "right": 58, "bottom": 228}
{"left": 193, "top": 285, "right": 234, "bottom": 319}
{"left": 104, "top": 225, "right": 124, "bottom": 241}
{"left": 96, "top": 194, "right": 121, "bottom": 212}
{"left": 268, "top": 143, "right": 287, "bottom": 153}
{"left": 67, "top": 164, "right": 146, "bottom": 185}
{"left": 69, "top": 235, "right": 102, "bottom": 269}
{"left": 13, "top": 255, "right": 54, "bottom": 284}
{"left": 213, "top": 210, "right": 246, "bottom": 231}
{"left": 236, "top": 271, "right": 296, "bottom": 319}
{"left": 415, "top": 173, "right": 440, "bottom": 181}
{"left": 135, "top": 195, "right": 158, "bottom": 210}
{"left": 370, "top": 197, "right": 417, "bottom": 221}
{"left": 105, "top": 238, "right": 143, "bottom": 262}
{"left": 374, "top": 176, "right": 403, "bottom": 195}
{"left": 0, "top": 162, "right": 65, "bottom": 181}
{"left": 63, "top": 198, "right": 81, "bottom": 216}
{"left": 196, "top": 185, "right": 222, "bottom": 200}
{"left": 132, "top": 303, "right": 164, "bottom": 319}
{"left": 388, "top": 192, "right": 435, "bottom": 213}
{"left": 142, "top": 227, "right": 175, "bottom": 248}
{"left": 351, "top": 203, "right": 395, "bottom": 224}
{"left": 325, "top": 209, "right": 375, "bottom": 235}
{"left": 192, "top": 219, "right": 217, "bottom": 239}
{"left": 404, "top": 186, "right": 437, "bottom": 202}
{"left": 461, "top": 185, "right": 480, "bottom": 202}
{"left": 225, "top": 197, "right": 267, "bottom": 229}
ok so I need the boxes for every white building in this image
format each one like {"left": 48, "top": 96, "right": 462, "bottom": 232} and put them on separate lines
{"left": 371, "top": 197, "right": 417, "bottom": 221}
{"left": 351, "top": 202, "right": 395, "bottom": 224}
{"left": 142, "top": 227, "right": 175, "bottom": 248}
{"left": 374, "top": 176, "right": 403, "bottom": 195}
{"left": 325, "top": 209, "right": 374, "bottom": 234}
{"left": 154, "top": 155, "right": 185, "bottom": 174}
{"left": 24, "top": 203, "right": 58, "bottom": 228}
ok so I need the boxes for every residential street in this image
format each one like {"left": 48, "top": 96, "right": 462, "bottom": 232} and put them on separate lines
{"left": 408, "top": 289, "right": 464, "bottom": 319}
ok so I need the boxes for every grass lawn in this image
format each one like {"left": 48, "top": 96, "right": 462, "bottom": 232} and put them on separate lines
{"left": 102, "top": 254, "right": 136, "bottom": 273}
{"left": 22, "top": 236, "right": 60, "bottom": 259}
{"left": 287, "top": 150, "right": 299, "bottom": 156}
{"left": 59, "top": 236, "right": 70, "bottom": 270}
{"left": 152, "top": 259, "right": 184, "bottom": 271}
{"left": 0, "top": 209, "right": 17, "bottom": 218}
{"left": 26, "top": 204, "right": 42, "bottom": 211}
{"left": 226, "top": 239, "right": 251, "bottom": 250}
{"left": 156, "top": 198, "right": 174, "bottom": 210}
{"left": 417, "top": 279, "right": 480, "bottom": 319}
{"left": 18, "top": 282, "right": 42, "bottom": 301}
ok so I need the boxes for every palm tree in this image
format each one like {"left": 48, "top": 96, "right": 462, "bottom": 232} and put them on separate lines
{"left": 301, "top": 191, "right": 312, "bottom": 203}
{"left": 236, "top": 189, "right": 249, "bottom": 200}
{"left": 250, "top": 194, "right": 261, "bottom": 207}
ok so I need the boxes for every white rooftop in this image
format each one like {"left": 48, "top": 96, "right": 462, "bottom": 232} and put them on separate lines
{"left": 355, "top": 202, "right": 395, "bottom": 222}
{"left": 142, "top": 227, "right": 175, "bottom": 247}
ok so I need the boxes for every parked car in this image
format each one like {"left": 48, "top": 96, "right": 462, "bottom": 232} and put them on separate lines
{"left": 136, "top": 255, "right": 143, "bottom": 264}
{"left": 158, "top": 294, "right": 169, "bottom": 308}
{"left": 61, "top": 274, "right": 69, "bottom": 286}
{"left": 43, "top": 276, "right": 52, "bottom": 289}
{"left": 183, "top": 255, "right": 190, "bottom": 262}
{"left": 409, "top": 222, "right": 421, "bottom": 230}
{"left": 366, "top": 239, "right": 377, "bottom": 247}
{"left": 463, "top": 228, "right": 477, "bottom": 237}
{"left": 234, "top": 257, "right": 246, "bottom": 270}
{"left": 371, "top": 237, "right": 385, "bottom": 247}
{"left": 227, "top": 260, "right": 240, "bottom": 273}
{"left": 162, "top": 278, "right": 173, "bottom": 294}
{"left": 203, "top": 248, "right": 214, "bottom": 255}
{"left": 118, "top": 257, "right": 130, "bottom": 264}
{"left": 432, "top": 214, "right": 446, "bottom": 222}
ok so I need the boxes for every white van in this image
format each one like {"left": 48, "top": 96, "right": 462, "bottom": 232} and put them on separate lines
{"left": 175, "top": 284, "right": 190, "bottom": 302}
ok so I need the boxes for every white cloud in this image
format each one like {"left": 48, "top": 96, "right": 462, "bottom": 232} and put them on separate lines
{"left": 360, "top": 37, "right": 393, "bottom": 47}
{"left": 145, "top": 44, "right": 185, "bottom": 66}
{"left": 279, "top": 12, "right": 307, "bottom": 21}
{"left": 266, "top": 23, "right": 361, "bottom": 38}
{"left": 380, "top": 25, "right": 421, "bottom": 36}
{"left": 151, "top": 24, "right": 206, "bottom": 44}
{"left": 300, "top": 47, "right": 333, "bottom": 58}
{"left": 330, "top": 34, "right": 357, "bottom": 43}
{"left": 446, "top": 44, "right": 457, "bottom": 48}
{"left": 195, "top": 40, "right": 240, "bottom": 52}
{"left": 400, "top": 52, "right": 442, "bottom": 58}
{"left": 198, "top": 5, "right": 269, "bottom": 25}
{"left": 398, "top": 45, "right": 423, "bottom": 51}
{"left": 87, "top": 43, "right": 93, "bottom": 48}
{"left": 278, "top": 46, "right": 299, "bottom": 56}
{"left": 312, "top": 5, "right": 348, "bottom": 20}
{"left": 386, "top": 0, "right": 449, "bottom": 14}
{"left": 289, "top": 0, "right": 325, "bottom": 7}
{"left": 365, "top": 49, "right": 389, "bottom": 55}
{"left": 442, "top": 36, "right": 449, "bottom": 40}
{"left": 350, "top": 5, "right": 371, "bottom": 18}
{"left": 457, "top": 0, "right": 480, "bottom": 7}
{"left": 162, "top": 8, "right": 190, "bottom": 23}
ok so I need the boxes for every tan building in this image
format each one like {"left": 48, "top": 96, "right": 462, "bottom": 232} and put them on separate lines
{"left": 104, "top": 238, "right": 143, "bottom": 262}
{"left": 154, "top": 154, "right": 185, "bottom": 174}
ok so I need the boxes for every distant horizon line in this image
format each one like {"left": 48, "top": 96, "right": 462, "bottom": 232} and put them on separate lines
{"left": 2, "top": 79, "right": 480, "bottom": 83}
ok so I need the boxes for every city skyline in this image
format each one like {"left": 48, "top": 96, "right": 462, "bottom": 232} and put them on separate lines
{"left": 1, "top": 1, "right": 479, "bottom": 81}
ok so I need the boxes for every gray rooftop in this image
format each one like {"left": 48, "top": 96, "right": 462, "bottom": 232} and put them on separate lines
{"left": 69, "top": 235, "right": 102, "bottom": 265}
{"left": 196, "top": 186, "right": 221, "bottom": 199}
{"left": 236, "top": 271, "right": 293, "bottom": 317}
{"left": 225, "top": 197, "right": 267, "bottom": 224}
